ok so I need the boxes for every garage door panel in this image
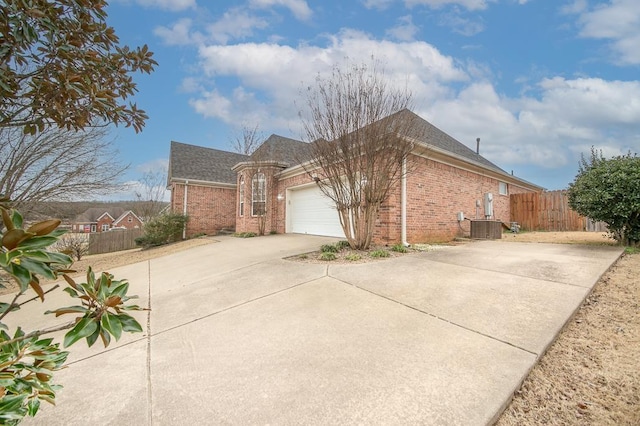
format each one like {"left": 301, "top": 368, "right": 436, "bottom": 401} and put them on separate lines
{"left": 289, "top": 186, "right": 344, "bottom": 238}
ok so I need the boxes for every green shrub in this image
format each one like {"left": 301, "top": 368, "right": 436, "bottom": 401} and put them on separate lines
{"left": 369, "top": 249, "right": 390, "bottom": 258}
{"left": 319, "top": 252, "right": 337, "bottom": 261}
{"left": 345, "top": 253, "right": 361, "bottom": 261}
{"left": 625, "top": 246, "right": 640, "bottom": 254}
{"left": 269, "top": 230, "right": 278, "bottom": 235}
{"left": 135, "top": 213, "right": 188, "bottom": 248}
{"left": 234, "top": 232, "right": 257, "bottom": 238}
{"left": 320, "top": 244, "right": 339, "bottom": 253}
{"left": 391, "top": 243, "right": 408, "bottom": 253}
{"left": 336, "top": 240, "right": 351, "bottom": 250}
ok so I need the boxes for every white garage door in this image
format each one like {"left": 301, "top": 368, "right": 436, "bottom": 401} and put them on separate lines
{"left": 288, "top": 185, "right": 345, "bottom": 238}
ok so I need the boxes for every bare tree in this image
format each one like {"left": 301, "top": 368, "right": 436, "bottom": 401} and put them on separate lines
{"left": 300, "top": 61, "right": 420, "bottom": 250}
{"left": 134, "top": 169, "right": 169, "bottom": 222}
{"left": 230, "top": 124, "right": 263, "bottom": 155}
{"left": 53, "top": 233, "right": 89, "bottom": 261}
{"left": 0, "top": 125, "right": 128, "bottom": 214}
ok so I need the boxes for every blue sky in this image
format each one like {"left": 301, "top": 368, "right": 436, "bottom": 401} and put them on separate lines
{"left": 104, "top": 0, "right": 640, "bottom": 198}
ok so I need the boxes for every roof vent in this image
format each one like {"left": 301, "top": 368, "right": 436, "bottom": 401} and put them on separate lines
{"left": 476, "top": 137, "right": 480, "bottom": 154}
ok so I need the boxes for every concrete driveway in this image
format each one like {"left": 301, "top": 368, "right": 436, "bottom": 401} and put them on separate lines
{"left": 8, "top": 234, "right": 622, "bottom": 425}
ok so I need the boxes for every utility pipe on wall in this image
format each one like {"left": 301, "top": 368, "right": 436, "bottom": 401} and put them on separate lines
{"left": 182, "top": 180, "right": 189, "bottom": 239}
{"left": 401, "top": 158, "right": 408, "bottom": 247}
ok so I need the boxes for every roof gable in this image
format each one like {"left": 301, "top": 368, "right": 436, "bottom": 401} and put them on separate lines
{"left": 169, "top": 141, "right": 249, "bottom": 184}
{"left": 113, "top": 210, "right": 143, "bottom": 225}
{"left": 249, "top": 134, "right": 311, "bottom": 166}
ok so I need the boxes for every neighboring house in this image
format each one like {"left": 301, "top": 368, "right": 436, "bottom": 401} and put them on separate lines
{"left": 72, "top": 207, "right": 143, "bottom": 233}
{"left": 168, "top": 110, "right": 543, "bottom": 243}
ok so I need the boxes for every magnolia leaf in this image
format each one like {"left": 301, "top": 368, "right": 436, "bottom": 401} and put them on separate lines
{"left": 116, "top": 314, "right": 143, "bottom": 333}
{"left": 45, "top": 306, "right": 89, "bottom": 317}
{"left": 101, "top": 313, "right": 123, "bottom": 341}
{"left": 17, "top": 236, "right": 58, "bottom": 250}
{"left": 63, "top": 317, "right": 98, "bottom": 347}
{"left": 29, "top": 280, "right": 45, "bottom": 302}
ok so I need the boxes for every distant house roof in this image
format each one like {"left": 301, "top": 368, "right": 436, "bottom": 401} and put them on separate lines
{"left": 249, "top": 134, "right": 312, "bottom": 166}
{"left": 74, "top": 207, "right": 126, "bottom": 223}
{"left": 168, "top": 141, "right": 249, "bottom": 185}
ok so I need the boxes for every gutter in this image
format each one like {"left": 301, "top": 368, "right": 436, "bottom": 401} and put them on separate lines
{"left": 182, "top": 180, "right": 189, "bottom": 239}
{"left": 401, "top": 157, "right": 409, "bottom": 247}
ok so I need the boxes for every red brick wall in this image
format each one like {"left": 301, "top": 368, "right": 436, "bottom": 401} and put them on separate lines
{"left": 170, "top": 182, "right": 236, "bottom": 237}
{"left": 275, "top": 156, "right": 536, "bottom": 245}
{"left": 96, "top": 216, "right": 113, "bottom": 233}
{"left": 399, "top": 155, "right": 533, "bottom": 243}
{"left": 236, "top": 167, "right": 283, "bottom": 235}
{"left": 116, "top": 212, "right": 143, "bottom": 230}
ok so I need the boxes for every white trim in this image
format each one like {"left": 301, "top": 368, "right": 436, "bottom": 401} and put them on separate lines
{"left": 401, "top": 157, "right": 408, "bottom": 247}
{"left": 182, "top": 180, "right": 188, "bottom": 239}
{"left": 170, "top": 178, "right": 236, "bottom": 189}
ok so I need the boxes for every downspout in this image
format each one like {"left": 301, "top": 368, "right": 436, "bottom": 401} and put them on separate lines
{"left": 401, "top": 158, "right": 409, "bottom": 247}
{"left": 182, "top": 180, "right": 189, "bottom": 239}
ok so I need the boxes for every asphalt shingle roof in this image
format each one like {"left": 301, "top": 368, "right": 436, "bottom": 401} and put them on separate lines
{"left": 74, "top": 207, "right": 125, "bottom": 223}
{"left": 385, "top": 109, "right": 506, "bottom": 173}
{"left": 249, "top": 134, "right": 312, "bottom": 165}
{"left": 169, "top": 141, "right": 249, "bottom": 184}
{"left": 168, "top": 110, "right": 517, "bottom": 186}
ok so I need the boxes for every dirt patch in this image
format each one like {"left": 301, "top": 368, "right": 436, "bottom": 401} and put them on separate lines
{"left": 502, "top": 230, "right": 617, "bottom": 246}
{"left": 497, "top": 235, "right": 639, "bottom": 425}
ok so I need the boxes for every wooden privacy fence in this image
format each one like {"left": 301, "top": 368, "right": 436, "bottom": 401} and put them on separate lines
{"left": 88, "top": 229, "right": 144, "bottom": 255}
{"left": 510, "top": 190, "right": 607, "bottom": 232}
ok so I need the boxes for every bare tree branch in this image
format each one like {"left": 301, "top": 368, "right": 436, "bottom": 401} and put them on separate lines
{"left": 299, "top": 59, "right": 422, "bottom": 249}
{"left": 134, "top": 168, "right": 169, "bottom": 222}
{"left": 230, "top": 124, "right": 263, "bottom": 155}
{"left": 0, "top": 125, "right": 128, "bottom": 214}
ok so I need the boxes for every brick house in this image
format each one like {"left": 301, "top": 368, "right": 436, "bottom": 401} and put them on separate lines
{"left": 168, "top": 110, "right": 542, "bottom": 243}
{"left": 167, "top": 141, "right": 248, "bottom": 237}
{"left": 72, "top": 207, "right": 143, "bottom": 233}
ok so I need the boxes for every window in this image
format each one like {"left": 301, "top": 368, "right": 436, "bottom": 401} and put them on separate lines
{"left": 239, "top": 176, "right": 245, "bottom": 217}
{"left": 128, "top": 216, "right": 132, "bottom": 222}
{"left": 101, "top": 224, "right": 109, "bottom": 232}
{"left": 499, "top": 181, "right": 508, "bottom": 196}
{"left": 252, "top": 172, "right": 266, "bottom": 216}
{"left": 91, "top": 224, "right": 97, "bottom": 233}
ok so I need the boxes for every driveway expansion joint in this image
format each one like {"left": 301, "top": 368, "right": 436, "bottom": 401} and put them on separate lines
{"left": 330, "top": 274, "right": 539, "bottom": 357}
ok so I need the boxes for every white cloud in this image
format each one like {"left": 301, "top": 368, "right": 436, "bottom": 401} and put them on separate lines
{"left": 438, "top": 11, "right": 485, "bottom": 35}
{"left": 154, "top": 18, "right": 197, "bottom": 46}
{"left": 425, "top": 77, "right": 640, "bottom": 169}
{"left": 362, "top": 0, "right": 396, "bottom": 10}
{"left": 192, "top": 31, "right": 468, "bottom": 133}
{"left": 134, "top": 0, "right": 196, "bottom": 11}
{"left": 386, "top": 15, "right": 420, "bottom": 41}
{"left": 571, "top": 0, "right": 640, "bottom": 65}
{"left": 405, "top": 0, "right": 494, "bottom": 11}
{"left": 186, "top": 30, "right": 640, "bottom": 179}
{"left": 207, "top": 8, "right": 270, "bottom": 44}
{"left": 249, "top": 0, "right": 313, "bottom": 20}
